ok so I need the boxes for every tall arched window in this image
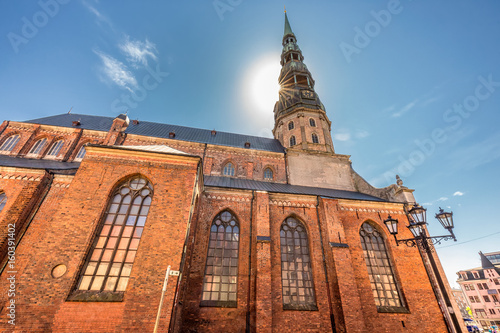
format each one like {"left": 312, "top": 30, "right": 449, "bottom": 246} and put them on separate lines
{"left": 289, "top": 136, "right": 296, "bottom": 147}
{"left": 311, "top": 133, "right": 319, "bottom": 144}
{"left": 0, "top": 193, "right": 7, "bottom": 212}
{"left": 201, "top": 210, "right": 239, "bottom": 307}
{"left": 280, "top": 217, "right": 317, "bottom": 310}
{"left": 359, "top": 222, "right": 404, "bottom": 311}
{"left": 75, "top": 176, "right": 153, "bottom": 294}
{"left": 28, "top": 138, "right": 47, "bottom": 155}
{"left": 264, "top": 167, "right": 273, "bottom": 180}
{"left": 309, "top": 118, "right": 316, "bottom": 127}
{"left": 46, "top": 140, "right": 64, "bottom": 157}
{"left": 223, "top": 162, "right": 235, "bottom": 176}
{"left": 288, "top": 121, "right": 294, "bottom": 130}
{"left": 0, "top": 134, "right": 20, "bottom": 153}
{"left": 75, "top": 144, "right": 87, "bottom": 161}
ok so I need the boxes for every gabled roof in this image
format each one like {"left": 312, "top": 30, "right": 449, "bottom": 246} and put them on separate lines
{"left": 26, "top": 113, "right": 285, "bottom": 153}
{"left": 204, "top": 176, "right": 386, "bottom": 202}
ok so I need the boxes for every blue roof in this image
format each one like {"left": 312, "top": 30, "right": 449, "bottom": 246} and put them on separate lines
{"left": 204, "top": 176, "right": 386, "bottom": 202}
{"left": 25, "top": 113, "right": 285, "bottom": 153}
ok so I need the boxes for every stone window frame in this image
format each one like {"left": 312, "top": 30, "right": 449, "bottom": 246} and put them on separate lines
{"left": 45, "top": 139, "right": 65, "bottom": 159}
{"left": 0, "top": 133, "right": 21, "bottom": 154}
{"left": 263, "top": 166, "right": 274, "bottom": 181}
{"left": 27, "top": 137, "right": 48, "bottom": 157}
{"left": 359, "top": 221, "right": 408, "bottom": 314}
{"left": 309, "top": 118, "right": 316, "bottom": 127}
{"left": 288, "top": 121, "right": 294, "bottom": 130}
{"left": 289, "top": 135, "right": 296, "bottom": 147}
{"left": 222, "top": 161, "right": 236, "bottom": 177}
{"left": 279, "top": 216, "right": 318, "bottom": 311}
{"left": 200, "top": 209, "right": 240, "bottom": 308}
{"left": 67, "top": 175, "right": 153, "bottom": 302}
{"left": 311, "top": 133, "right": 319, "bottom": 144}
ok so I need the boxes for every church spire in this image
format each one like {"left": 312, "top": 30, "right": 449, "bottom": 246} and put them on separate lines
{"left": 273, "top": 12, "right": 334, "bottom": 153}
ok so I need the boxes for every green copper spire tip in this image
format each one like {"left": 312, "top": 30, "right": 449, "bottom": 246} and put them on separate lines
{"left": 284, "top": 12, "right": 293, "bottom": 36}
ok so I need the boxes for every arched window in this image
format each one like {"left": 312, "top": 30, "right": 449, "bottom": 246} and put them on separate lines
{"left": 264, "top": 167, "right": 273, "bottom": 180}
{"left": 28, "top": 138, "right": 47, "bottom": 155}
{"left": 201, "top": 210, "right": 239, "bottom": 307}
{"left": 359, "top": 222, "right": 404, "bottom": 310}
{"left": 46, "top": 140, "right": 64, "bottom": 157}
{"left": 288, "top": 121, "right": 294, "bottom": 130}
{"left": 289, "top": 136, "right": 296, "bottom": 147}
{"left": 312, "top": 133, "right": 319, "bottom": 144}
{"left": 0, "top": 134, "right": 20, "bottom": 153}
{"left": 280, "top": 217, "right": 317, "bottom": 310}
{"left": 75, "top": 144, "right": 87, "bottom": 161}
{"left": 76, "top": 176, "right": 153, "bottom": 293}
{"left": 223, "top": 162, "right": 235, "bottom": 176}
{"left": 309, "top": 118, "right": 316, "bottom": 127}
{"left": 0, "top": 193, "right": 7, "bottom": 212}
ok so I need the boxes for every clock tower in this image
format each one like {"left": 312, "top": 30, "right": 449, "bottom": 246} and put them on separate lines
{"left": 273, "top": 12, "right": 335, "bottom": 154}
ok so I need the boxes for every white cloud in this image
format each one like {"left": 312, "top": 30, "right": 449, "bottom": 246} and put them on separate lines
{"left": 119, "top": 36, "right": 158, "bottom": 67}
{"left": 422, "top": 202, "right": 433, "bottom": 206}
{"left": 94, "top": 50, "right": 137, "bottom": 92}
{"left": 82, "top": 0, "right": 113, "bottom": 27}
{"left": 437, "top": 197, "right": 448, "bottom": 202}
{"left": 453, "top": 191, "right": 464, "bottom": 196}
{"left": 355, "top": 130, "right": 369, "bottom": 139}
{"left": 334, "top": 132, "right": 351, "bottom": 142}
{"left": 392, "top": 99, "right": 418, "bottom": 118}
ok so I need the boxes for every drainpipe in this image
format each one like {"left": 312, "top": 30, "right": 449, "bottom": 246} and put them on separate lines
{"left": 154, "top": 265, "right": 172, "bottom": 333}
{"left": 316, "top": 196, "right": 336, "bottom": 332}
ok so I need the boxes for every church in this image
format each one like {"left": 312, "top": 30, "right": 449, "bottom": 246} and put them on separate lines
{"left": 0, "top": 13, "right": 465, "bottom": 332}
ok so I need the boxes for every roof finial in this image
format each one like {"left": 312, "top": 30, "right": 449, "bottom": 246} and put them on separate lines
{"left": 68, "top": 106, "right": 73, "bottom": 114}
{"left": 284, "top": 6, "right": 286, "bottom": 13}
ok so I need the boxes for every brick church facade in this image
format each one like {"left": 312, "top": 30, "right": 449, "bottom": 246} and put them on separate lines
{"left": 0, "top": 13, "right": 465, "bottom": 332}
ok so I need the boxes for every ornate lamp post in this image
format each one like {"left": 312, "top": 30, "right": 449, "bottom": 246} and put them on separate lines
{"left": 384, "top": 204, "right": 463, "bottom": 332}
{"left": 383, "top": 204, "right": 456, "bottom": 253}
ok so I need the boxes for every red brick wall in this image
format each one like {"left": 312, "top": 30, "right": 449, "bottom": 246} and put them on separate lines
{"left": 0, "top": 147, "right": 200, "bottom": 332}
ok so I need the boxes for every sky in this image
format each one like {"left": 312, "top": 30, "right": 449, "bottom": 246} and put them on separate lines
{"left": 1, "top": 1, "right": 499, "bottom": 287}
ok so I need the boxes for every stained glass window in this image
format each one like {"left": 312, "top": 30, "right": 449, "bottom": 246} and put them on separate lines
{"left": 280, "top": 217, "right": 317, "bottom": 310}
{"left": 201, "top": 210, "right": 239, "bottom": 307}
{"left": 76, "top": 176, "right": 153, "bottom": 293}
{"left": 359, "top": 222, "right": 404, "bottom": 311}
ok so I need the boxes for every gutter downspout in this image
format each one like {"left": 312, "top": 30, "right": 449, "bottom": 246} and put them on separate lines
{"left": 0, "top": 170, "right": 54, "bottom": 275}
{"left": 246, "top": 190, "right": 255, "bottom": 333}
{"left": 316, "top": 196, "right": 336, "bottom": 332}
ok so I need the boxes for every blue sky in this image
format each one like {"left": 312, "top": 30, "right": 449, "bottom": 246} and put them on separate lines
{"left": 1, "top": 0, "right": 499, "bottom": 286}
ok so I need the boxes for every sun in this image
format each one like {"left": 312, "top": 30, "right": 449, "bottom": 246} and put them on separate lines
{"left": 243, "top": 54, "right": 281, "bottom": 116}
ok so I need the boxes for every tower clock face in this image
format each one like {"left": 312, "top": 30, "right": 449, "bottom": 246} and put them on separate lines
{"left": 301, "top": 90, "right": 314, "bottom": 99}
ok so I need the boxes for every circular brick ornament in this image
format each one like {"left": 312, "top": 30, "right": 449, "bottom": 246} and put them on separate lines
{"left": 51, "top": 264, "right": 67, "bottom": 278}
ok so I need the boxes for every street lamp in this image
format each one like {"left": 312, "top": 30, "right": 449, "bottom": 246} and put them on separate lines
{"left": 383, "top": 204, "right": 456, "bottom": 252}
{"left": 383, "top": 204, "right": 462, "bottom": 333}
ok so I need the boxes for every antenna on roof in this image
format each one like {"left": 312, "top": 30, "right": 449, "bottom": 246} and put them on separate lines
{"left": 125, "top": 109, "right": 128, "bottom": 115}
{"left": 68, "top": 106, "right": 73, "bottom": 114}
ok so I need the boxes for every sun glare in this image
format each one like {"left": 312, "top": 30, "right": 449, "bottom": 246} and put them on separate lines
{"left": 243, "top": 54, "right": 281, "bottom": 116}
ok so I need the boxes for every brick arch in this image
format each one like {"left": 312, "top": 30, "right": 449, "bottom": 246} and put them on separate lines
{"left": 0, "top": 132, "right": 22, "bottom": 151}
{"left": 26, "top": 135, "right": 50, "bottom": 155}
{"left": 262, "top": 165, "right": 276, "bottom": 180}
{"left": 358, "top": 219, "right": 391, "bottom": 240}
{"left": 72, "top": 139, "right": 92, "bottom": 160}
{"left": 221, "top": 159, "right": 237, "bottom": 176}
{"left": 109, "top": 173, "right": 155, "bottom": 193}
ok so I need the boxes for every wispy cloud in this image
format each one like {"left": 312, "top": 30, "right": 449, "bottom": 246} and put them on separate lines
{"left": 447, "top": 132, "right": 500, "bottom": 170}
{"left": 453, "top": 191, "right": 464, "bottom": 196}
{"left": 355, "top": 130, "right": 370, "bottom": 139}
{"left": 334, "top": 132, "right": 351, "bottom": 142}
{"left": 437, "top": 197, "right": 448, "bottom": 202}
{"left": 334, "top": 128, "right": 369, "bottom": 142}
{"left": 119, "top": 36, "right": 158, "bottom": 67}
{"left": 94, "top": 50, "right": 137, "bottom": 92}
{"left": 392, "top": 99, "right": 418, "bottom": 118}
{"left": 82, "top": 0, "right": 113, "bottom": 27}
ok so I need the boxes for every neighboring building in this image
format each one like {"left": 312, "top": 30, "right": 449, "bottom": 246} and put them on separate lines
{"left": 486, "top": 251, "right": 500, "bottom": 265}
{"left": 452, "top": 287, "right": 472, "bottom": 319}
{"left": 458, "top": 252, "right": 500, "bottom": 332}
{"left": 0, "top": 13, "right": 465, "bottom": 332}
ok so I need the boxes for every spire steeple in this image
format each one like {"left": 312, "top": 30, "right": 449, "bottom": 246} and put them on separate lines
{"left": 273, "top": 12, "right": 334, "bottom": 153}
